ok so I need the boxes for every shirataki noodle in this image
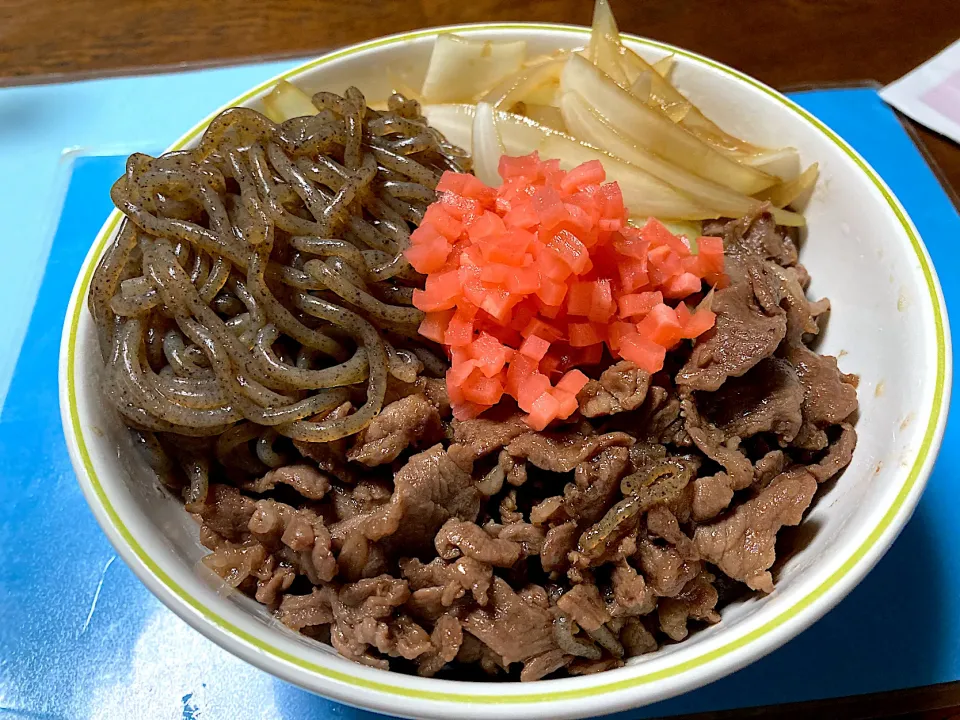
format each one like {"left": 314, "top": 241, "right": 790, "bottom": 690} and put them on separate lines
{"left": 90, "top": 89, "right": 467, "bottom": 497}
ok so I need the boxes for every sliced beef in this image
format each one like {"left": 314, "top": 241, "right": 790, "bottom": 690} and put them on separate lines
{"left": 706, "top": 208, "right": 798, "bottom": 267}
{"left": 348, "top": 394, "right": 443, "bottom": 467}
{"left": 636, "top": 538, "right": 700, "bottom": 597}
{"left": 417, "top": 614, "right": 464, "bottom": 677}
{"left": 255, "top": 563, "right": 295, "bottom": 606}
{"left": 434, "top": 519, "right": 522, "bottom": 567}
{"left": 694, "top": 358, "right": 804, "bottom": 443}
{"left": 646, "top": 506, "right": 698, "bottom": 561}
{"left": 363, "top": 444, "right": 481, "bottom": 556}
{"left": 241, "top": 464, "right": 331, "bottom": 500}
{"left": 247, "top": 499, "right": 336, "bottom": 583}
{"left": 196, "top": 484, "right": 256, "bottom": 541}
{"left": 401, "top": 556, "right": 493, "bottom": 607}
{"left": 754, "top": 450, "right": 786, "bottom": 488}
{"left": 557, "top": 583, "right": 612, "bottom": 632}
{"left": 694, "top": 468, "right": 817, "bottom": 592}
{"left": 563, "top": 446, "right": 631, "bottom": 527}
{"left": 278, "top": 587, "right": 335, "bottom": 631}
{"left": 417, "top": 376, "right": 452, "bottom": 417}
{"left": 328, "top": 578, "right": 420, "bottom": 669}
{"left": 496, "top": 522, "right": 547, "bottom": 557}
{"left": 620, "top": 617, "right": 658, "bottom": 657}
{"left": 657, "top": 570, "right": 721, "bottom": 642}
{"left": 577, "top": 361, "right": 651, "bottom": 417}
{"left": 807, "top": 423, "right": 857, "bottom": 482}
{"left": 451, "top": 412, "right": 529, "bottom": 462}
{"left": 677, "top": 256, "right": 787, "bottom": 392}
{"left": 787, "top": 344, "right": 859, "bottom": 450}
{"left": 682, "top": 396, "right": 754, "bottom": 491}
{"left": 462, "top": 577, "right": 559, "bottom": 667}
{"left": 520, "top": 649, "right": 574, "bottom": 682}
{"left": 541, "top": 521, "right": 579, "bottom": 572}
{"left": 507, "top": 430, "right": 634, "bottom": 473}
{"left": 770, "top": 263, "right": 821, "bottom": 345}
{"left": 609, "top": 560, "right": 656, "bottom": 617}
{"left": 293, "top": 402, "right": 358, "bottom": 484}
{"left": 691, "top": 472, "right": 736, "bottom": 522}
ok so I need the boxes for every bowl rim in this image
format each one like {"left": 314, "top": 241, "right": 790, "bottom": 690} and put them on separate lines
{"left": 59, "top": 20, "right": 952, "bottom": 713}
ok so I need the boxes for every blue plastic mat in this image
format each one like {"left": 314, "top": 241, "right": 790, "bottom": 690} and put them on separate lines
{"left": 1, "top": 87, "right": 958, "bottom": 720}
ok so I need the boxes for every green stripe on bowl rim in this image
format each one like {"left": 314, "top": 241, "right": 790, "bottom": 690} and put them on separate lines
{"left": 66, "top": 23, "right": 948, "bottom": 705}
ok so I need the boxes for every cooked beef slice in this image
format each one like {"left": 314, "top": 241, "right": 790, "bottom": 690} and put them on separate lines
{"left": 770, "top": 263, "right": 822, "bottom": 345}
{"left": 434, "top": 519, "right": 522, "bottom": 567}
{"left": 690, "top": 472, "right": 736, "bottom": 522}
{"left": 577, "top": 361, "right": 651, "bottom": 417}
{"left": 786, "top": 344, "right": 859, "bottom": 449}
{"left": 401, "top": 556, "right": 493, "bottom": 607}
{"left": 706, "top": 208, "right": 798, "bottom": 267}
{"left": 196, "top": 484, "right": 256, "bottom": 541}
{"left": 462, "top": 578, "right": 559, "bottom": 667}
{"left": 676, "top": 256, "right": 787, "bottom": 392}
{"left": 563, "top": 446, "right": 632, "bottom": 527}
{"left": 241, "top": 464, "right": 331, "bottom": 500}
{"left": 807, "top": 423, "right": 857, "bottom": 482}
{"left": 694, "top": 468, "right": 817, "bottom": 593}
{"left": 450, "top": 412, "right": 529, "bottom": 462}
{"left": 557, "top": 583, "right": 612, "bottom": 631}
{"left": 682, "top": 396, "right": 754, "bottom": 491}
{"left": 657, "top": 570, "right": 721, "bottom": 642}
{"left": 754, "top": 450, "right": 786, "bottom": 488}
{"left": 636, "top": 538, "right": 701, "bottom": 598}
{"left": 507, "top": 431, "right": 634, "bottom": 473}
{"left": 694, "top": 358, "right": 804, "bottom": 443}
{"left": 348, "top": 394, "right": 444, "bottom": 466}
{"left": 202, "top": 541, "right": 267, "bottom": 588}
{"left": 609, "top": 560, "right": 656, "bottom": 617}
{"left": 362, "top": 444, "right": 481, "bottom": 556}
{"left": 541, "top": 521, "right": 579, "bottom": 572}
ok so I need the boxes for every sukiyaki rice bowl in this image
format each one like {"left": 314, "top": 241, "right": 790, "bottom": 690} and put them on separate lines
{"left": 59, "top": 17, "right": 949, "bottom": 720}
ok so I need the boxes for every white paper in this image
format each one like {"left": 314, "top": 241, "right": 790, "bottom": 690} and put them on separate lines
{"left": 880, "top": 38, "right": 960, "bottom": 145}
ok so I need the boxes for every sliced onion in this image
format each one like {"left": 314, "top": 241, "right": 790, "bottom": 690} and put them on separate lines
{"left": 522, "top": 103, "right": 567, "bottom": 132}
{"left": 420, "top": 34, "right": 527, "bottom": 103}
{"left": 559, "top": 91, "right": 803, "bottom": 226}
{"left": 562, "top": 55, "right": 778, "bottom": 195}
{"left": 471, "top": 102, "right": 505, "bottom": 187}
{"left": 740, "top": 146, "right": 802, "bottom": 181}
{"left": 423, "top": 103, "right": 544, "bottom": 156}
{"left": 425, "top": 103, "right": 719, "bottom": 220}
{"left": 588, "top": 0, "right": 629, "bottom": 86}
{"left": 629, "top": 69, "right": 689, "bottom": 122}
{"left": 525, "top": 81, "right": 561, "bottom": 107}
{"left": 755, "top": 162, "right": 819, "bottom": 208}
{"left": 262, "top": 80, "right": 316, "bottom": 123}
{"left": 585, "top": 0, "right": 779, "bottom": 160}
{"left": 482, "top": 56, "right": 566, "bottom": 109}
{"left": 652, "top": 54, "right": 675, "bottom": 77}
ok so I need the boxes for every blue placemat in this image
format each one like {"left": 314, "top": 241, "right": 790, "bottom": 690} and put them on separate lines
{"left": 1, "top": 87, "right": 958, "bottom": 720}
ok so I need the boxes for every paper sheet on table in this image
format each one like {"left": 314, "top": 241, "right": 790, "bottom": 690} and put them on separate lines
{"left": 880, "top": 38, "right": 960, "bottom": 144}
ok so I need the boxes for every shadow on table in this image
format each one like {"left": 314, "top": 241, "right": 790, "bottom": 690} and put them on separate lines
{"left": 266, "top": 497, "right": 948, "bottom": 720}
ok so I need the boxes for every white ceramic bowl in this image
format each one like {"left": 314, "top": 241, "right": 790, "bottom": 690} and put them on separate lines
{"left": 59, "top": 23, "right": 951, "bottom": 720}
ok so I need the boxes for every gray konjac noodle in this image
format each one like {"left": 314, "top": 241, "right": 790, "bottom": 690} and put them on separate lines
{"left": 89, "top": 88, "right": 467, "bottom": 502}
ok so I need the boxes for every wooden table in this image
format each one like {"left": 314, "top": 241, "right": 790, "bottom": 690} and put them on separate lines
{"left": 3, "top": 0, "right": 959, "bottom": 718}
